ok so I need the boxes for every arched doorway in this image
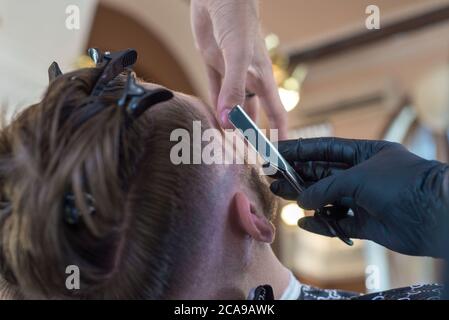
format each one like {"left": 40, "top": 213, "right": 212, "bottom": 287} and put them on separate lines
{"left": 87, "top": 3, "right": 196, "bottom": 95}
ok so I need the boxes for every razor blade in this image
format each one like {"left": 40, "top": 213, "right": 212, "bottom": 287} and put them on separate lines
{"left": 228, "top": 105, "right": 305, "bottom": 193}
{"left": 228, "top": 105, "right": 353, "bottom": 246}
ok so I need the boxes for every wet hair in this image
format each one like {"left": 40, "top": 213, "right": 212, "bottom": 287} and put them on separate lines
{"left": 0, "top": 66, "right": 216, "bottom": 299}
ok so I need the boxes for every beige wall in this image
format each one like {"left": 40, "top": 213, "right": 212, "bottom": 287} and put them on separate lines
{"left": 260, "top": 0, "right": 449, "bottom": 53}
{"left": 0, "top": 0, "right": 98, "bottom": 112}
{"left": 289, "top": 20, "right": 449, "bottom": 139}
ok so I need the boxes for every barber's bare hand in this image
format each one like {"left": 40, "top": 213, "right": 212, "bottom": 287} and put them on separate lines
{"left": 190, "top": 0, "right": 287, "bottom": 139}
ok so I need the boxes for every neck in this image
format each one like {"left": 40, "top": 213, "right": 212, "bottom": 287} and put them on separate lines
{"left": 243, "top": 245, "right": 291, "bottom": 300}
{"left": 170, "top": 244, "right": 291, "bottom": 300}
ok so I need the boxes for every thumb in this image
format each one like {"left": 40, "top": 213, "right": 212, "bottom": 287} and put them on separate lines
{"left": 218, "top": 66, "right": 247, "bottom": 127}
{"left": 209, "top": 0, "right": 257, "bottom": 127}
{"left": 297, "top": 216, "right": 334, "bottom": 237}
{"left": 297, "top": 173, "right": 355, "bottom": 210}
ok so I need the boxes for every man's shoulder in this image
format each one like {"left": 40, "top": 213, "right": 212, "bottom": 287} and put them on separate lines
{"left": 298, "top": 284, "right": 360, "bottom": 300}
{"left": 298, "top": 283, "right": 444, "bottom": 300}
{"left": 354, "top": 284, "right": 444, "bottom": 300}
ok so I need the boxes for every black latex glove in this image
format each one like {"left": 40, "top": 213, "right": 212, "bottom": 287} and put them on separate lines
{"left": 270, "top": 137, "right": 449, "bottom": 258}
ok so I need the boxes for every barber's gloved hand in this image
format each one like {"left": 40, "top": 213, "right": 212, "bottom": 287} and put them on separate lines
{"left": 190, "top": 0, "right": 287, "bottom": 138}
{"left": 270, "top": 138, "right": 449, "bottom": 258}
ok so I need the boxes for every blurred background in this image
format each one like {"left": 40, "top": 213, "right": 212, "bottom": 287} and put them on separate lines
{"left": 1, "top": 0, "right": 449, "bottom": 294}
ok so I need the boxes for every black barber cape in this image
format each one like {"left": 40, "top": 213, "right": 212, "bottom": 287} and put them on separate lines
{"left": 251, "top": 283, "right": 444, "bottom": 300}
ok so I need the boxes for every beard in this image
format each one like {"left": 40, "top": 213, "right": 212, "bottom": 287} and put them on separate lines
{"left": 243, "top": 164, "right": 278, "bottom": 221}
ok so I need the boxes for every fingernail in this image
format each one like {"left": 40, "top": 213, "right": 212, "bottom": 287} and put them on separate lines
{"left": 296, "top": 195, "right": 306, "bottom": 209}
{"left": 297, "top": 218, "right": 306, "bottom": 228}
{"left": 220, "top": 109, "right": 231, "bottom": 127}
{"left": 270, "top": 182, "right": 279, "bottom": 194}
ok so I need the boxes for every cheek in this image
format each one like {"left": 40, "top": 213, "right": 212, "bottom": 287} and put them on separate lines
{"left": 221, "top": 130, "right": 264, "bottom": 168}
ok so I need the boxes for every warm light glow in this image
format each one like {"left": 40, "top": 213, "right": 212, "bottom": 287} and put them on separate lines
{"left": 283, "top": 77, "right": 299, "bottom": 91}
{"left": 265, "top": 33, "right": 280, "bottom": 51}
{"left": 272, "top": 64, "right": 287, "bottom": 86}
{"left": 281, "top": 203, "right": 305, "bottom": 226}
{"left": 279, "top": 87, "right": 300, "bottom": 112}
{"left": 75, "top": 55, "right": 96, "bottom": 68}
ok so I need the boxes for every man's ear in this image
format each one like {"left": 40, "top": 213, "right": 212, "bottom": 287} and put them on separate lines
{"left": 232, "top": 192, "right": 275, "bottom": 243}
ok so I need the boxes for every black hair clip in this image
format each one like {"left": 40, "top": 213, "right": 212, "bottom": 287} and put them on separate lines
{"left": 59, "top": 48, "right": 174, "bottom": 226}
{"left": 87, "top": 48, "right": 102, "bottom": 65}
{"left": 48, "top": 61, "right": 63, "bottom": 82}
{"left": 252, "top": 285, "right": 274, "bottom": 300}
{"left": 64, "top": 192, "right": 96, "bottom": 225}
{"left": 118, "top": 70, "right": 173, "bottom": 121}
{"left": 88, "top": 48, "right": 138, "bottom": 96}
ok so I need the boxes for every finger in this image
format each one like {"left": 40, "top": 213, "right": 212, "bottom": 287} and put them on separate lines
{"left": 243, "top": 94, "right": 259, "bottom": 124}
{"left": 265, "top": 167, "right": 286, "bottom": 179}
{"left": 269, "top": 179, "right": 298, "bottom": 201}
{"left": 277, "top": 138, "right": 364, "bottom": 166}
{"left": 297, "top": 216, "right": 334, "bottom": 237}
{"left": 266, "top": 161, "right": 346, "bottom": 180}
{"left": 258, "top": 89, "right": 288, "bottom": 140}
{"left": 212, "top": 2, "right": 258, "bottom": 127}
{"left": 216, "top": 27, "right": 253, "bottom": 128}
{"left": 206, "top": 66, "right": 222, "bottom": 107}
{"left": 218, "top": 62, "right": 249, "bottom": 128}
{"left": 191, "top": 0, "right": 226, "bottom": 109}
{"left": 298, "top": 215, "right": 367, "bottom": 239}
{"left": 293, "top": 161, "right": 349, "bottom": 182}
{"left": 297, "top": 173, "right": 355, "bottom": 210}
{"left": 245, "top": 37, "right": 288, "bottom": 140}
{"left": 255, "top": 68, "right": 288, "bottom": 140}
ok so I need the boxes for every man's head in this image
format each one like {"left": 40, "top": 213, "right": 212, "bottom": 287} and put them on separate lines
{"left": 0, "top": 64, "right": 279, "bottom": 299}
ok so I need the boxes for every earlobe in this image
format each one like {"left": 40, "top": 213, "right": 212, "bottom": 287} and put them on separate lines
{"left": 232, "top": 192, "right": 275, "bottom": 243}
